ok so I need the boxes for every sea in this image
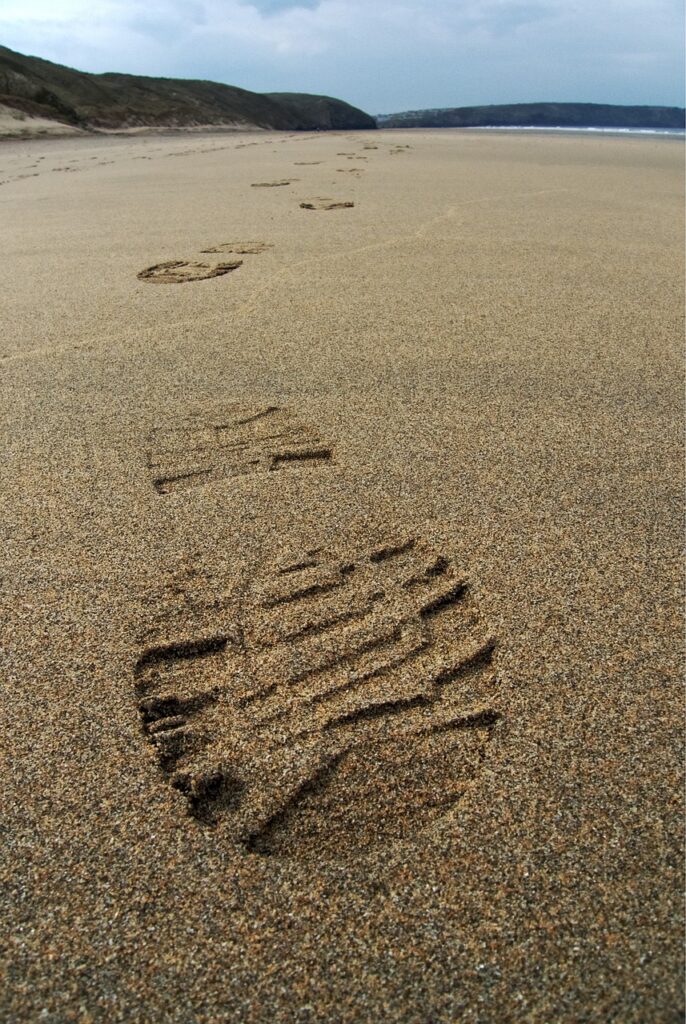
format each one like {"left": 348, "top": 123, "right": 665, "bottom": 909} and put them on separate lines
{"left": 465, "top": 126, "right": 684, "bottom": 137}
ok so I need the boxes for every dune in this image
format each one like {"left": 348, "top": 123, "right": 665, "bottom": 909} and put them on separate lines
{"left": 0, "top": 100, "right": 85, "bottom": 137}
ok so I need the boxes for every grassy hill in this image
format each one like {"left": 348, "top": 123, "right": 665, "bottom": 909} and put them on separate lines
{"left": 0, "top": 45, "right": 376, "bottom": 132}
{"left": 378, "top": 102, "right": 685, "bottom": 130}
{"left": 266, "top": 93, "right": 375, "bottom": 130}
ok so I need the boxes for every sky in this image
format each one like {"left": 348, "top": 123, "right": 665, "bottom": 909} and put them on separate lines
{"left": 0, "top": 0, "right": 684, "bottom": 114}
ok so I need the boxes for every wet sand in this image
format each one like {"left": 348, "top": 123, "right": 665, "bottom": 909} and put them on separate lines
{"left": 1, "top": 128, "right": 683, "bottom": 1021}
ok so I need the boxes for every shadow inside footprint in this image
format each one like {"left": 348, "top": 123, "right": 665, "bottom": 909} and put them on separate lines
{"left": 251, "top": 180, "right": 296, "bottom": 187}
{"left": 299, "top": 200, "right": 354, "bottom": 211}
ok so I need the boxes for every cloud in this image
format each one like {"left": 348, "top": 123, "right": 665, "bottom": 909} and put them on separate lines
{"left": 474, "top": 1, "right": 555, "bottom": 35}
{"left": 0, "top": 0, "right": 682, "bottom": 110}
{"left": 245, "top": 0, "right": 321, "bottom": 13}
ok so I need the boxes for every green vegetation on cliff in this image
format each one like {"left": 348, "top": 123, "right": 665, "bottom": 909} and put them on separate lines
{"left": 378, "top": 102, "right": 685, "bottom": 130}
{"left": 0, "top": 45, "right": 376, "bottom": 132}
{"left": 266, "top": 93, "right": 376, "bottom": 130}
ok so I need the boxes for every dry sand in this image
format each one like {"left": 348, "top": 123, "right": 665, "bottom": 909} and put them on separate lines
{"left": 0, "top": 104, "right": 86, "bottom": 139}
{"left": 1, "top": 128, "right": 683, "bottom": 1021}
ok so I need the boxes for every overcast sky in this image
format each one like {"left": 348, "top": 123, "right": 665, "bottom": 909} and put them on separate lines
{"left": 1, "top": 0, "right": 683, "bottom": 114}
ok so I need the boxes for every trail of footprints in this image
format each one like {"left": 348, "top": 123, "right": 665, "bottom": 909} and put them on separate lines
{"left": 135, "top": 537, "right": 499, "bottom": 857}
{"left": 136, "top": 136, "right": 403, "bottom": 279}
{"left": 134, "top": 137, "right": 493, "bottom": 857}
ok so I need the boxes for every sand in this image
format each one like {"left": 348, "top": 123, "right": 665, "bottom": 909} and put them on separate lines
{"left": 0, "top": 127, "right": 683, "bottom": 1021}
{"left": 0, "top": 103, "right": 86, "bottom": 138}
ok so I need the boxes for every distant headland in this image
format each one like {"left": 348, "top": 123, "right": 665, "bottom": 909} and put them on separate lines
{"left": 378, "top": 102, "right": 685, "bottom": 131}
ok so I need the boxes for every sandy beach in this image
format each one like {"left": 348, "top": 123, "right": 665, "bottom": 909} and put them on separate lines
{"left": 1, "top": 127, "right": 683, "bottom": 1021}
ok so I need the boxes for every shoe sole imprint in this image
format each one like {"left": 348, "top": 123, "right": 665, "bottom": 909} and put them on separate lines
{"left": 134, "top": 536, "right": 501, "bottom": 858}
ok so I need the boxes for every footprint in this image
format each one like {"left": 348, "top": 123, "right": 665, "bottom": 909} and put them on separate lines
{"left": 137, "top": 260, "right": 242, "bottom": 284}
{"left": 250, "top": 179, "right": 297, "bottom": 188}
{"left": 146, "top": 404, "right": 333, "bottom": 493}
{"left": 299, "top": 200, "right": 354, "bottom": 211}
{"left": 200, "top": 242, "right": 273, "bottom": 255}
{"left": 133, "top": 536, "right": 500, "bottom": 857}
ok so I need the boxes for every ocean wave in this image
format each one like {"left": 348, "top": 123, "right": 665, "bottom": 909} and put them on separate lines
{"left": 465, "top": 126, "right": 685, "bottom": 137}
